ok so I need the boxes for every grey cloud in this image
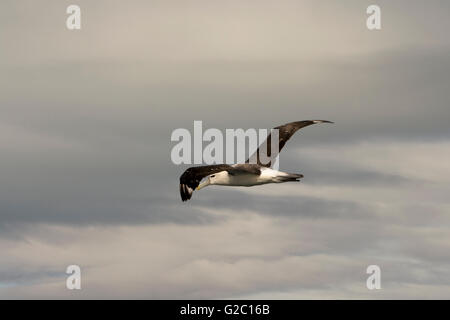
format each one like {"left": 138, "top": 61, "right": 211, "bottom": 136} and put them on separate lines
{"left": 193, "top": 189, "right": 367, "bottom": 220}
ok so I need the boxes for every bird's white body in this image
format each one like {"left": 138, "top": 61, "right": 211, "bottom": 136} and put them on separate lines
{"left": 203, "top": 167, "right": 302, "bottom": 188}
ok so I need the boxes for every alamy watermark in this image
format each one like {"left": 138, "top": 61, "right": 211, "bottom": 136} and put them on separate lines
{"left": 66, "top": 265, "right": 81, "bottom": 290}
{"left": 66, "top": 5, "right": 81, "bottom": 30}
{"left": 171, "top": 121, "right": 280, "bottom": 170}
{"left": 366, "top": 265, "right": 381, "bottom": 290}
{"left": 366, "top": 5, "right": 381, "bottom": 30}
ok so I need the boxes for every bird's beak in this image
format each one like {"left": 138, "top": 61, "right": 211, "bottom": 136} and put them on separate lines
{"left": 196, "top": 179, "right": 210, "bottom": 190}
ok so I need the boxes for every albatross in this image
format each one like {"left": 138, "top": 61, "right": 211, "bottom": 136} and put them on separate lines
{"left": 179, "top": 120, "right": 333, "bottom": 201}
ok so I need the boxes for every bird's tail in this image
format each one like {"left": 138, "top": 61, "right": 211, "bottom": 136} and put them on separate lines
{"left": 277, "top": 173, "right": 304, "bottom": 182}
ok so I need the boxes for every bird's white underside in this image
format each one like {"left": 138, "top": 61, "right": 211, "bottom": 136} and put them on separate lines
{"left": 210, "top": 167, "right": 294, "bottom": 187}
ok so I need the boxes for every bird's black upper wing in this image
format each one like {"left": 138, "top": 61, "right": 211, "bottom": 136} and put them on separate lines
{"left": 179, "top": 164, "right": 232, "bottom": 201}
{"left": 227, "top": 164, "right": 261, "bottom": 176}
{"left": 246, "top": 120, "right": 333, "bottom": 167}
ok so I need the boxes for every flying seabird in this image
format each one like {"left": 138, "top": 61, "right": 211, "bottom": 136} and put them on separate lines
{"left": 179, "top": 120, "right": 333, "bottom": 201}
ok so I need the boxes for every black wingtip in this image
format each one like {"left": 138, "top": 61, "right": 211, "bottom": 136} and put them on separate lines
{"left": 180, "top": 183, "right": 194, "bottom": 202}
{"left": 179, "top": 184, "right": 189, "bottom": 202}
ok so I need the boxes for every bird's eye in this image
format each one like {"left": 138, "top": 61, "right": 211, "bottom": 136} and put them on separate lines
{"left": 210, "top": 175, "right": 215, "bottom": 178}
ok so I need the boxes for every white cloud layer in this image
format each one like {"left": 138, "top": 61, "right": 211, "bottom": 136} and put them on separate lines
{"left": 1, "top": 140, "right": 449, "bottom": 299}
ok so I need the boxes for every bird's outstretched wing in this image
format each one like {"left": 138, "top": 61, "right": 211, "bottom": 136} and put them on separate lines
{"left": 179, "top": 164, "right": 231, "bottom": 201}
{"left": 246, "top": 120, "right": 333, "bottom": 167}
{"left": 227, "top": 164, "right": 261, "bottom": 176}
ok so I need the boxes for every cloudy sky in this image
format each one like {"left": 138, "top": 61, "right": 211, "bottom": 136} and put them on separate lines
{"left": 1, "top": 0, "right": 449, "bottom": 299}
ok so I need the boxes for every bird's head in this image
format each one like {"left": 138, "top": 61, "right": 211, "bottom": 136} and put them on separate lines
{"left": 196, "top": 171, "right": 228, "bottom": 190}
